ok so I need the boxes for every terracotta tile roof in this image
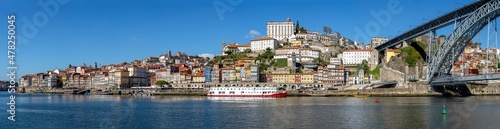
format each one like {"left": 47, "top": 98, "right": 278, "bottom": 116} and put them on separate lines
{"left": 227, "top": 44, "right": 238, "bottom": 48}
{"left": 237, "top": 44, "right": 251, "bottom": 47}
{"left": 238, "top": 58, "right": 255, "bottom": 60}
{"left": 252, "top": 37, "right": 275, "bottom": 41}
{"left": 276, "top": 47, "right": 301, "bottom": 50}
{"left": 344, "top": 49, "right": 374, "bottom": 52}
{"left": 156, "top": 68, "right": 167, "bottom": 72}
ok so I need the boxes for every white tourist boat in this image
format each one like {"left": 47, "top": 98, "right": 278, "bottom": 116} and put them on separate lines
{"left": 207, "top": 87, "right": 287, "bottom": 97}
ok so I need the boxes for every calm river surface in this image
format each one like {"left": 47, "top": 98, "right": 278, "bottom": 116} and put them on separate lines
{"left": 1, "top": 91, "right": 500, "bottom": 129}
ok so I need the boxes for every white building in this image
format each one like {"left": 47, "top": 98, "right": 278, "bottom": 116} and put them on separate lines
{"left": 330, "top": 57, "right": 342, "bottom": 66}
{"left": 127, "top": 66, "right": 148, "bottom": 86}
{"left": 47, "top": 73, "right": 58, "bottom": 87}
{"left": 274, "top": 47, "right": 320, "bottom": 62}
{"left": 221, "top": 43, "right": 251, "bottom": 55}
{"left": 370, "top": 37, "right": 388, "bottom": 48}
{"left": 342, "top": 49, "right": 372, "bottom": 65}
{"left": 250, "top": 37, "right": 278, "bottom": 52}
{"left": 19, "top": 75, "right": 33, "bottom": 87}
{"left": 267, "top": 18, "right": 294, "bottom": 41}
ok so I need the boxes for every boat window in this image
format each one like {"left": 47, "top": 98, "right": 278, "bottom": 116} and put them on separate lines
{"left": 241, "top": 91, "right": 244, "bottom": 94}
{"left": 229, "top": 91, "right": 235, "bottom": 94}
{"left": 263, "top": 91, "right": 267, "bottom": 94}
{"left": 209, "top": 91, "right": 214, "bottom": 94}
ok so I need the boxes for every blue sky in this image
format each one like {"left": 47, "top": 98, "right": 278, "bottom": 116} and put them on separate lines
{"left": 0, "top": 0, "right": 491, "bottom": 80}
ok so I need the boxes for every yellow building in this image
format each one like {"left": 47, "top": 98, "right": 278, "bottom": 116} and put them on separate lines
{"left": 114, "top": 69, "right": 130, "bottom": 88}
{"left": 290, "top": 40, "right": 303, "bottom": 47}
{"left": 385, "top": 49, "right": 401, "bottom": 63}
{"left": 235, "top": 66, "right": 242, "bottom": 82}
{"left": 271, "top": 74, "right": 295, "bottom": 83}
{"left": 300, "top": 73, "right": 314, "bottom": 83}
{"left": 192, "top": 75, "right": 205, "bottom": 83}
{"left": 237, "top": 58, "right": 256, "bottom": 67}
{"left": 61, "top": 75, "right": 67, "bottom": 86}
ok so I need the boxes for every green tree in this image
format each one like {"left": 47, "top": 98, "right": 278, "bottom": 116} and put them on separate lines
{"left": 401, "top": 46, "right": 421, "bottom": 67}
{"left": 244, "top": 48, "right": 252, "bottom": 53}
{"left": 313, "top": 58, "right": 329, "bottom": 66}
{"left": 356, "top": 60, "right": 370, "bottom": 75}
{"left": 370, "top": 65, "right": 380, "bottom": 79}
{"left": 282, "top": 42, "right": 292, "bottom": 47}
{"left": 224, "top": 50, "right": 233, "bottom": 55}
{"left": 214, "top": 56, "right": 223, "bottom": 63}
{"left": 155, "top": 80, "right": 168, "bottom": 87}
{"left": 277, "top": 44, "right": 283, "bottom": 49}
{"left": 332, "top": 53, "right": 338, "bottom": 58}
{"left": 259, "top": 63, "right": 267, "bottom": 72}
{"left": 295, "top": 20, "right": 300, "bottom": 34}
{"left": 206, "top": 60, "right": 215, "bottom": 67}
{"left": 299, "top": 27, "right": 307, "bottom": 33}
{"left": 258, "top": 48, "right": 274, "bottom": 62}
{"left": 323, "top": 26, "right": 332, "bottom": 34}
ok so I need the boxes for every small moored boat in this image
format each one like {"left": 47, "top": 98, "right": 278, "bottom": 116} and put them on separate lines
{"left": 94, "top": 90, "right": 113, "bottom": 95}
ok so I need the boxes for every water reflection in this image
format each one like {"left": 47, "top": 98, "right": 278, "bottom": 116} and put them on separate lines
{"left": 2, "top": 92, "right": 500, "bottom": 129}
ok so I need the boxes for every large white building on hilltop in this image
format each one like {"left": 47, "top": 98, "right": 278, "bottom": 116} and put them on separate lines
{"left": 267, "top": 18, "right": 294, "bottom": 41}
{"left": 370, "top": 37, "right": 388, "bottom": 48}
{"left": 274, "top": 47, "right": 321, "bottom": 63}
{"left": 342, "top": 49, "right": 373, "bottom": 65}
{"left": 250, "top": 37, "right": 278, "bottom": 52}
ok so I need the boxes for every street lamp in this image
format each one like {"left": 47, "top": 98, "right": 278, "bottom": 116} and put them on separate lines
{"left": 422, "top": 18, "right": 428, "bottom": 24}
{"left": 437, "top": 11, "right": 444, "bottom": 17}
{"left": 455, "top": 2, "right": 465, "bottom": 8}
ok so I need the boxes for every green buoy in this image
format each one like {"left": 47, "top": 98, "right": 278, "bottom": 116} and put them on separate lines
{"left": 442, "top": 105, "right": 447, "bottom": 114}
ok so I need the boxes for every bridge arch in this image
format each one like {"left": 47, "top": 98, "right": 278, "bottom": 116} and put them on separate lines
{"left": 429, "top": 0, "right": 500, "bottom": 83}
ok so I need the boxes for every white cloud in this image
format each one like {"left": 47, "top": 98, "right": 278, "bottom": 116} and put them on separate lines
{"left": 198, "top": 53, "right": 215, "bottom": 59}
{"left": 245, "top": 30, "right": 261, "bottom": 38}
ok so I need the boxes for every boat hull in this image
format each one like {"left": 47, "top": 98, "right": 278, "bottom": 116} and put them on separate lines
{"left": 353, "top": 94, "right": 371, "bottom": 98}
{"left": 207, "top": 92, "right": 287, "bottom": 98}
{"left": 306, "top": 94, "right": 331, "bottom": 97}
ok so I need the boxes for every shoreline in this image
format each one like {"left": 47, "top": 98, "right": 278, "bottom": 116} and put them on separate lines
{"left": 14, "top": 84, "right": 500, "bottom": 97}
{"left": 23, "top": 91, "right": 500, "bottom": 97}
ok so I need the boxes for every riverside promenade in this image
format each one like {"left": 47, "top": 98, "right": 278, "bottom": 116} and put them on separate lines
{"left": 18, "top": 82, "right": 500, "bottom": 97}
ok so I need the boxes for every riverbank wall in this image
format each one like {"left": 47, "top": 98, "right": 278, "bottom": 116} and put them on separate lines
{"left": 18, "top": 82, "right": 500, "bottom": 97}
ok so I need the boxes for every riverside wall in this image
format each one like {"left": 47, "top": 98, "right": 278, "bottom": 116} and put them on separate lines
{"left": 468, "top": 84, "right": 500, "bottom": 95}
{"left": 18, "top": 82, "right": 500, "bottom": 96}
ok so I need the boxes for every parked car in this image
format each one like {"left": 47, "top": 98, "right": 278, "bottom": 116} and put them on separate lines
{"left": 327, "top": 87, "right": 338, "bottom": 90}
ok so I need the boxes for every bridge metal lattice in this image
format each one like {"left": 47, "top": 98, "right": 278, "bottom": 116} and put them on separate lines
{"left": 429, "top": 0, "right": 500, "bottom": 84}
{"left": 373, "top": 0, "right": 500, "bottom": 84}
{"left": 375, "top": 0, "right": 491, "bottom": 52}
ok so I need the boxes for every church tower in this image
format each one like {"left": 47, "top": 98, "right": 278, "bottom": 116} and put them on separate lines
{"left": 221, "top": 42, "right": 227, "bottom": 55}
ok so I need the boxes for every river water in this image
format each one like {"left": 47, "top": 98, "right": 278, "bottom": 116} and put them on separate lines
{"left": 1, "top": 91, "right": 499, "bottom": 129}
